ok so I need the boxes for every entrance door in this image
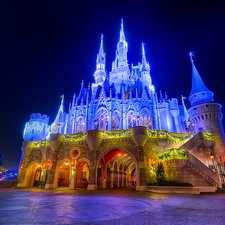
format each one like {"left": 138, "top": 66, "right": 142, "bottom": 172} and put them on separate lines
{"left": 76, "top": 161, "right": 89, "bottom": 188}
{"left": 58, "top": 164, "right": 70, "bottom": 187}
{"left": 33, "top": 168, "right": 41, "bottom": 187}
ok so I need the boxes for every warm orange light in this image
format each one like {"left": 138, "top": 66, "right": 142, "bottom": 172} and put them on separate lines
{"left": 210, "top": 153, "right": 214, "bottom": 159}
{"left": 47, "top": 162, "right": 50, "bottom": 167}
{"left": 117, "top": 153, "right": 121, "bottom": 157}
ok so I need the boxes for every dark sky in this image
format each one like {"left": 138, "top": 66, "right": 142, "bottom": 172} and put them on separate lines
{"left": 1, "top": 1, "right": 225, "bottom": 169}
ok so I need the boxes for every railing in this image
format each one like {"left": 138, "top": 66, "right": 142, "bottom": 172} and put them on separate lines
{"left": 186, "top": 151, "right": 221, "bottom": 188}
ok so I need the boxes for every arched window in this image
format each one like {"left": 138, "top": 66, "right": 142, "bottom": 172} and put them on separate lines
{"left": 140, "top": 108, "right": 152, "bottom": 129}
{"left": 112, "top": 111, "right": 121, "bottom": 130}
{"left": 95, "top": 108, "right": 109, "bottom": 131}
{"left": 127, "top": 111, "right": 136, "bottom": 129}
{"left": 76, "top": 117, "right": 85, "bottom": 133}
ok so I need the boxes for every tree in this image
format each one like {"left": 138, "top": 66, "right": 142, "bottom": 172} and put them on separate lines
{"left": 156, "top": 162, "right": 166, "bottom": 185}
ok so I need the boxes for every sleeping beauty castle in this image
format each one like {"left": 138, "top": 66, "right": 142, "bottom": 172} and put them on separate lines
{"left": 17, "top": 20, "right": 225, "bottom": 192}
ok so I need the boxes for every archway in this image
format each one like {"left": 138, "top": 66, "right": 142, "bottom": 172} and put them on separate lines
{"left": 58, "top": 162, "right": 70, "bottom": 187}
{"left": 33, "top": 166, "right": 42, "bottom": 187}
{"left": 23, "top": 162, "right": 41, "bottom": 187}
{"left": 96, "top": 148, "right": 137, "bottom": 189}
{"left": 76, "top": 160, "right": 90, "bottom": 188}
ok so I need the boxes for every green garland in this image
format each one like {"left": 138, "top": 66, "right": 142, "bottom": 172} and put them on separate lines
{"left": 147, "top": 130, "right": 191, "bottom": 142}
{"left": 203, "top": 132, "right": 214, "bottom": 140}
{"left": 63, "top": 133, "right": 85, "bottom": 142}
{"left": 158, "top": 148, "right": 187, "bottom": 161}
{"left": 104, "top": 129, "right": 130, "bottom": 138}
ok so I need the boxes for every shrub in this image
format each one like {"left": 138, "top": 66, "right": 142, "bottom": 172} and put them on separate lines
{"left": 156, "top": 162, "right": 166, "bottom": 185}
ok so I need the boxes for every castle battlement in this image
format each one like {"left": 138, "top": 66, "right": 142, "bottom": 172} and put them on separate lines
{"left": 30, "top": 113, "right": 49, "bottom": 123}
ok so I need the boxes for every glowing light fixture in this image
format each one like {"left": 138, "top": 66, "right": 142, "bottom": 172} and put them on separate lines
{"left": 210, "top": 153, "right": 214, "bottom": 159}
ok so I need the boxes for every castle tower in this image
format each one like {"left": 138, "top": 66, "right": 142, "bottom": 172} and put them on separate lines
{"left": 93, "top": 34, "right": 106, "bottom": 85}
{"left": 23, "top": 113, "right": 50, "bottom": 141}
{"left": 117, "top": 18, "right": 128, "bottom": 67}
{"left": 109, "top": 19, "right": 130, "bottom": 93}
{"left": 187, "top": 52, "right": 225, "bottom": 158}
{"left": 140, "top": 43, "right": 151, "bottom": 87}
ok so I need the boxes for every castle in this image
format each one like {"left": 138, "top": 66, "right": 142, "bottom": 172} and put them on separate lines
{"left": 17, "top": 20, "right": 225, "bottom": 192}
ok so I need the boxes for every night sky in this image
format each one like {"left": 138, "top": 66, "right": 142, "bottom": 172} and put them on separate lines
{"left": 1, "top": 1, "right": 225, "bottom": 169}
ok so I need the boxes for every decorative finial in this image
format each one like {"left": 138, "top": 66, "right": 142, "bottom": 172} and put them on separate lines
{"left": 188, "top": 51, "right": 195, "bottom": 63}
{"left": 60, "top": 94, "right": 64, "bottom": 104}
{"left": 121, "top": 18, "right": 123, "bottom": 28}
{"left": 99, "top": 34, "right": 104, "bottom": 53}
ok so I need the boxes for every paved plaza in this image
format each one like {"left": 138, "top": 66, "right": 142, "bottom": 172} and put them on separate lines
{"left": 0, "top": 187, "right": 225, "bottom": 225}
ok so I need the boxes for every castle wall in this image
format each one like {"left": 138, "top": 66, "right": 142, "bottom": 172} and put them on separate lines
{"left": 164, "top": 160, "right": 213, "bottom": 186}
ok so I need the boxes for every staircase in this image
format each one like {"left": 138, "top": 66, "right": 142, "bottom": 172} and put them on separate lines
{"left": 186, "top": 151, "right": 221, "bottom": 188}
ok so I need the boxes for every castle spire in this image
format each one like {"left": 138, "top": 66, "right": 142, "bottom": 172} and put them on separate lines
{"left": 188, "top": 52, "right": 214, "bottom": 106}
{"left": 93, "top": 34, "right": 106, "bottom": 85}
{"left": 120, "top": 18, "right": 125, "bottom": 42}
{"left": 141, "top": 42, "right": 150, "bottom": 71}
{"left": 50, "top": 95, "right": 65, "bottom": 133}
{"left": 54, "top": 95, "right": 64, "bottom": 123}
{"left": 117, "top": 18, "right": 128, "bottom": 67}
{"left": 96, "top": 34, "right": 106, "bottom": 71}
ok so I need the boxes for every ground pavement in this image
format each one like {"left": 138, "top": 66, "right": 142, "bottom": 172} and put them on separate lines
{"left": 0, "top": 187, "right": 225, "bottom": 225}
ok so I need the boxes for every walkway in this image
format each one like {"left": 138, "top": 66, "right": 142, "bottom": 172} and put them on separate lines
{"left": 0, "top": 187, "right": 225, "bottom": 224}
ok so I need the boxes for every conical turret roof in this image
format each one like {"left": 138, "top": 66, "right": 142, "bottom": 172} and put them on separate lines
{"left": 188, "top": 52, "right": 214, "bottom": 106}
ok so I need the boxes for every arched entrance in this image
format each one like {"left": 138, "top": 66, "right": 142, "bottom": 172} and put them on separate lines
{"left": 76, "top": 160, "right": 90, "bottom": 188}
{"left": 22, "top": 162, "right": 41, "bottom": 187}
{"left": 33, "top": 166, "right": 42, "bottom": 187}
{"left": 96, "top": 148, "right": 137, "bottom": 189}
{"left": 58, "top": 162, "right": 70, "bottom": 187}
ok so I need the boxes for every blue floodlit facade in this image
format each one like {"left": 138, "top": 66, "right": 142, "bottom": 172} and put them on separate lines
{"left": 23, "top": 20, "right": 189, "bottom": 141}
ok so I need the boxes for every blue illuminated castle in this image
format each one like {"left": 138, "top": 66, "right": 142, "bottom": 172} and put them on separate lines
{"left": 19, "top": 20, "right": 225, "bottom": 192}
{"left": 24, "top": 20, "right": 189, "bottom": 139}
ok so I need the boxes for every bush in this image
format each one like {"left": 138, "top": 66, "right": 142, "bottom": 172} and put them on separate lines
{"left": 156, "top": 162, "right": 166, "bottom": 185}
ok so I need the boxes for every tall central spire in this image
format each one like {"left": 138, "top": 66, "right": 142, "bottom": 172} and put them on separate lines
{"left": 120, "top": 18, "right": 125, "bottom": 42}
{"left": 188, "top": 52, "right": 214, "bottom": 106}
{"left": 117, "top": 18, "right": 128, "bottom": 67}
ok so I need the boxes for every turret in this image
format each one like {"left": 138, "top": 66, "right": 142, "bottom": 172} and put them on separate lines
{"left": 109, "top": 19, "right": 130, "bottom": 94}
{"left": 140, "top": 43, "right": 151, "bottom": 87}
{"left": 187, "top": 52, "right": 225, "bottom": 158}
{"left": 188, "top": 52, "right": 214, "bottom": 107}
{"left": 93, "top": 34, "right": 106, "bottom": 85}
{"left": 23, "top": 113, "right": 50, "bottom": 141}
